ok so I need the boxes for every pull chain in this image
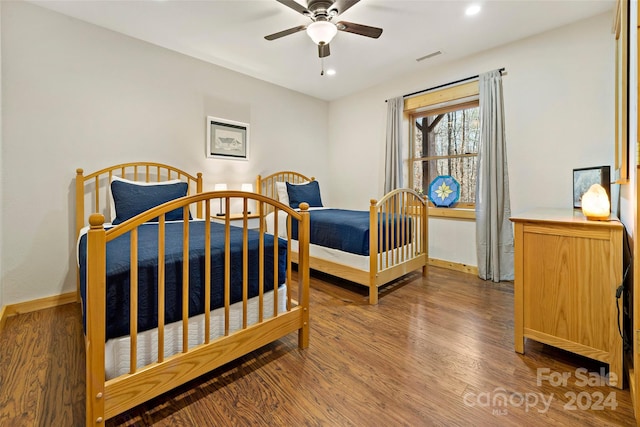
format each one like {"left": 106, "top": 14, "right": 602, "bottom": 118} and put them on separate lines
{"left": 320, "top": 56, "right": 325, "bottom": 76}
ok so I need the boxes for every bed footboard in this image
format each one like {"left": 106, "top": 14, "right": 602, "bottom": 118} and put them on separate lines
{"left": 82, "top": 192, "right": 310, "bottom": 426}
{"left": 368, "top": 189, "right": 428, "bottom": 304}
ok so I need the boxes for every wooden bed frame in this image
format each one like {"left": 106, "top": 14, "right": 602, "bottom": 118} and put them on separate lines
{"left": 76, "top": 162, "right": 310, "bottom": 426}
{"left": 256, "top": 171, "right": 427, "bottom": 304}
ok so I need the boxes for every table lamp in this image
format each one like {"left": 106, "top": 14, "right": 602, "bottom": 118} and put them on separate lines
{"left": 581, "top": 184, "right": 610, "bottom": 220}
{"left": 214, "top": 183, "right": 227, "bottom": 216}
{"left": 241, "top": 183, "right": 253, "bottom": 214}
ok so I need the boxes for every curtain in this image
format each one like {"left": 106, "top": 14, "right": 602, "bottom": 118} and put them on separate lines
{"left": 475, "top": 70, "right": 514, "bottom": 282}
{"left": 384, "top": 96, "right": 404, "bottom": 192}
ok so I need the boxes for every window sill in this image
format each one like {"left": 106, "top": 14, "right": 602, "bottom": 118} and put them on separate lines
{"left": 428, "top": 207, "right": 475, "bottom": 220}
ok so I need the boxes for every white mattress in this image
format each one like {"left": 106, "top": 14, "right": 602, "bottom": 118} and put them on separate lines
{"left": 105, "top": 285, "right": 287, "bottom": 379}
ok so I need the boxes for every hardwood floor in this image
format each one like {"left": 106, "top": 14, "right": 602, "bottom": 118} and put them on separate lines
{"left": 0, "top": 266, "right": 636, "bottom": 426}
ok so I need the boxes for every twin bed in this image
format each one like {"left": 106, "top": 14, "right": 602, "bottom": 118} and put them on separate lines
{"left": 75, "top": 163, "right": 427, "bottom": 425}
{"left": 256, "top": 171, "right": 428, "bottom": 304}
{"left": 75, "top": 163, "right": 310, "bottom": 426}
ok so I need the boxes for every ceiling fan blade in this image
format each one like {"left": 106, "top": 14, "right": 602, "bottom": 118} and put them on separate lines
{"left": 329, "top": 0, "right": 360, "bottom": 16}
{"left": 336, "top": 21, "right": 383, "bottom": 38}
{"left": 275, "top": 0, "right": 310, "bottom": 16}
{"left": 318, "top": 43, "right": 331, "bottom": 58}
{"left": 265, "top": 25, "right": 307, "bottom": 41}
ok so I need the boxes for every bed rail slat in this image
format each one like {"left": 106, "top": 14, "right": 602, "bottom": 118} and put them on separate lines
{"left": 94, "top": 176, "right": 100, "bottom": 216}
{"left": 403, "top": 193, "right": 409, "bottom": 262}
{"left": 242, "top": 200, "right": 249, "bottom": 329}
{"left": 224, "top": 198, "right": 231, "bottom": 336}
{"left": 399, "top": 194, "right": 404, "bottom": 261}
{"left": 400, "top": 196, "right": 403, "bottom": 261}
{"left": 129, "top": 228, "right": 138, "bottom": 374}
{"left": 258, "top": 220, "right": 265, "bottom": 323}
{"left": 389, "top": 198, "right": 394, "bottom": 266}
{"left": 182, "top": 210, "right": 190, "bottom": 352}
{"left": 284, "top": 210, "right": 292, "bottom": 311}
{"left": 384, "top": 198, "right": 389, "bottom": 267}
{"left": 204, "top": 203, "right": 211, "bottom": 343}
{"left": 273, "top": 211, "right": 279, "bottom": 316}
{"left": 158, "top": 215, "right": 166, "bottom": 362}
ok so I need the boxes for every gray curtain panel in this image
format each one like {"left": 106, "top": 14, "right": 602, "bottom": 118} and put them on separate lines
{"left": 385, "top": 96, "right": 404, "bottom": 193}
{"left": 475, "top": 70, "right": 514, "bottom": 282}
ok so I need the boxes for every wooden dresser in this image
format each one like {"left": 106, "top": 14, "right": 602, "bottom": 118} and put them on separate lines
{"left": 510, "top": 209, "right": 624, "bottom": 388}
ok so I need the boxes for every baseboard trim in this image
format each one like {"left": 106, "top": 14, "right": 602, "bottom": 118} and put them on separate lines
{"left": 0, "top": 305, "right": 8, "bottom": 335}
{"left": 428, "top": 258, "right": 478, "bottom": 276}
{"left": 0, "top": 292, "right": 77, "bottom": 334}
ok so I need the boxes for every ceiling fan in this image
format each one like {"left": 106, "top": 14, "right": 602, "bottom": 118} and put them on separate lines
{"left": 265, "top": 0, "right": 383, "bottom": 58}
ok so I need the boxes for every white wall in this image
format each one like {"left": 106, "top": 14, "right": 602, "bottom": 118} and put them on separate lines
{"left": 0, "top": 3, "right": 3, "bottom": 310}
{"left": 328, "top": 12, "right": 615, "bottom": 267}
{"left": 0, "top": 1, "right": 330, "bottom": 305}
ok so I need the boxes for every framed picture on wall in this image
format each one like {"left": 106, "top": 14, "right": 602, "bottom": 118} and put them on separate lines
{"left": 573, "top": 166, "right": 610, "bottom": 209}
{"left": 206, "top": 116, "right": 249, "bottom": 160}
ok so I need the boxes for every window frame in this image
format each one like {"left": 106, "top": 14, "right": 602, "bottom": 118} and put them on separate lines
{"left": 404, "top": 81, "right": 480, "bottom": 219}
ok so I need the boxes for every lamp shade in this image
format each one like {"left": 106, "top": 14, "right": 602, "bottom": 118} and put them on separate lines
{"left": 581, "top": 184, "right": 610, "bottom": 220}
{"left": 306, "top": 21, "right": 337, "bottom": 45}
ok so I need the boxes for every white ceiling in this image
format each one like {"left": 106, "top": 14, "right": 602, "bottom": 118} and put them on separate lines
{"left": 29, "top": 0, "right": 616, "bottom": 101}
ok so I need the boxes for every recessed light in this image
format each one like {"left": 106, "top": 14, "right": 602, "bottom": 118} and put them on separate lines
{"left": 465, "top": 4, "right": 481, "bottom": 16}
{"left": 326, "top": 69, "right": 336, "bottom": 76}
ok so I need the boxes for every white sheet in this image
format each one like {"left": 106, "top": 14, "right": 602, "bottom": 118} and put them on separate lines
{"left": 265, "top": 209, "right": 370, "bottom": 270}
{"left": 105, "top": 285, "right": 287, "bottom": 379}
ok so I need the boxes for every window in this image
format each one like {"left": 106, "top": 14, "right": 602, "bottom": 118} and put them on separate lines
{"left": 405, "top": 81, "right": 480, "bottom": 214}
{"left": 411, "top": 103, "right": 479, "bottom": 207}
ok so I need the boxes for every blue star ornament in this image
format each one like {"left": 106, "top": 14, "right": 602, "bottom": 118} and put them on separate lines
{"left": 428, "top": 175, "right": 460, "bottom": 207}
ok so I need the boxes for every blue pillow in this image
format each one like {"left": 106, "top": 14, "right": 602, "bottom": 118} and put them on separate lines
{"left": 286, "top": 180, "right": 323, "bottom": 209}
{"left": 111, "top": 179, "right": 189, "bottom": 225}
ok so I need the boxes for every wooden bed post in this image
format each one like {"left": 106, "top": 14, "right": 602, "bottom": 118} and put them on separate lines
{"left": 297, "top": 203, "right": 311, "bottom": 348}
{"left": 86, "top": 214, "right": 106, "bottom": 426}
{"left": 368, "top": 199, "right": 379, "bottom": 305}
{"left": 196, "top": 173, "right": 203, "bottom": 218}
{"left": 255, "top": 175, "right": 262, "bottom": 218}
{"left": 421, "top": 196, "right": 428, "bottom": 277}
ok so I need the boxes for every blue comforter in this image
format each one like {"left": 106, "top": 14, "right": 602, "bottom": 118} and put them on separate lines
{"left": 78, "top": 221, "right": 287, "bottom": 340}
{"left": 289, "top": 209, "right": 411, "bottom": 256}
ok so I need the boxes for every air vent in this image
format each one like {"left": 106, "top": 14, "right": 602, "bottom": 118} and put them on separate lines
{"left": 416, "top": 51, "right": 442, "bottom": 62}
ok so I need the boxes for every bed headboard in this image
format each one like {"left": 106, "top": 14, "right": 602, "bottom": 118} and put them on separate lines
{"left": 256, "top": 171, "right": 314, "bottom": 201}
{"left": 75, "top": 162, "right": 203, "bottom": 238}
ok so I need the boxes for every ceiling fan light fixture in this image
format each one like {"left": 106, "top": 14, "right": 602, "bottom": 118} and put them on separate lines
{"left": 306, "top": 20, "right": 337, "bottom": 45}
